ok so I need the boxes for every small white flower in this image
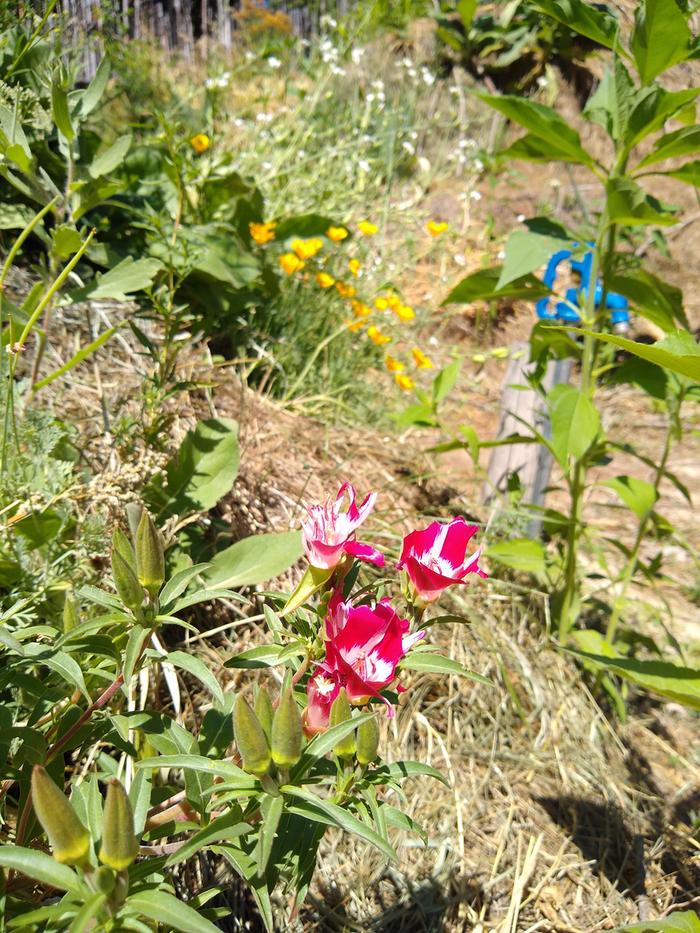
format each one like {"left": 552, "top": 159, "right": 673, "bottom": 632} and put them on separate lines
{"left": 470, "top": 190, "right": 482, "bottom": 201}
{"left": 474, "top": 158, "right": 484, "bottom": 172}
{"left": 449, "top": 85, "right": 460, "bottom": 95}
{"left": 351, "top": 47, "right": 365, "bottom": 65}
{"left": 267, "top": 56, "right": 282, "bottom": 69}
{"left": 421, "top": 67, "right": 435, "bottom": 86}
{"left": 331, "top": 65, "right": 346, "bottom": 76}
{"left": 402, "top": 141, "right": 415, "bottom": 155}
{"left": 453, "top": 253, "right": 466, "bottom": 267}
{"left": 358, "top": 159, "right": 371, "bottom": 172}
{"left": 262, "top": 161, "right": 272, "bottom": 170}
{"left": 245, "top": 51, "right": 255, "bottom": 61}
{"left": 371, "top": 79, "right": 384, "bottom": 91}
{"left": 517, "top": 214, "right": 526, "bottom": 223}
{"left": 536, "top": 75, "right": 548, "bottom": 88}
{"left": 497, "top": 249, "right": 505, "bottom": 259}
{"left": 256, "top": 112, "right": 273, "bottom": 123}
{"left": 428, "top": 336, "right": 439, "bottom": 347}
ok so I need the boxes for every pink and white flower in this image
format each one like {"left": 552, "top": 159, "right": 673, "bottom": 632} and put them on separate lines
{"left": 301, "top": 482, "right": 384, "bottom": 570}
{"left": 303, "top": 596, "right": 424, "bottom": 734}
{"left": 397, "top": 517, "right": 486, "bottom": 604}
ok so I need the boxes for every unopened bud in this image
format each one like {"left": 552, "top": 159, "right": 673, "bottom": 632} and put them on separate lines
{"left": 135, "top": 511, "right": 164, "bottom": 598}
{"left": 255, "top": 687, "right": 273, "bottom": 742}
{"left": 111, "top": 547, "right": 144, "bottom": 611}
{"left": 330, "top": 688, "right": 355, "bottom": 758}
{"left": 99, "top": 779, "right": 139, "bottom": 872}
{"left": 125, "top": 502, "right": 143, "bottom": 543}
{"left": 63, "top": 591, "right": 79, "bottom": 633}
{"left": 112, "top": 528, "right": 136, "bottom": 569}
{"left": 94, "top": 865, "right": 116, "bottom": 894}
{"left": 356, "top": 714, "right": 380, "bottom": 765}
{"left": 234, "top": 696, "right": 271, "bottom": 776}
{"left": 271, "top": 688, "right": 303, "bottom": 768}
{"left": 31, "top": 765, "right": 90, "bottom": 866}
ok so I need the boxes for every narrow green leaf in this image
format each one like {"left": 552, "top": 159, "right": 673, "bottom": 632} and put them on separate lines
{"left": 571, "top": 652, "right": 700, "bottom": 710}
{"left": 68, "top": 892, "right": 107, "bottom": 933}
{"left": 164, "top": 810, "right": 251, "bottom": 867}
{"left": 601, "top": 476, "right": 657, "bottom": 519}
{"left": 33, "top": 325, "right": 121, "bottom": 392}
{"left": 51, "top": 80, "right": 74, "bottom": 141}
{"left": 88, "top": 134, "right": 132, "bottom": 178}
{"left": 165, "top": 650, "right": 225, "bottom": 705}
{"left": 126, "top": 890, "right": 221, "bottom": 933}
{"left": 636, "top": 126, "right": 700, "bottom": 169}
{"left": 432, "top": 359, "right": 461, "bottom": 404}
{"left": 22, "top": 644, "right": 89, "bottom": 698}
{"left": 363, "top": 760, "right": 449, "bottom": 787}
{"left": 399, "top": 651, "right": 492, "bottom": 685}
{"left": 442, "top": 267, "right": 550, "bottom": 306}
{"left": 158, "top": 563, "right": 212, "bottom": 607}
{"left": 254, "top": 794, "right": 284, "bottom": 874}
{"left": 565, "top": 328, "right": 700, "bottom": 382}
{"left": 224, "top": 644, "right": 286, "bottom": 669}
{"left": 136, "top": 754, "right": 257, "bottom": 786}
{"left": 281, "top": 564, "right": 333, "bottom": 616}
{"left": 78, "top": 56, "right": 111, "bottom": 117}
{"left": 0, "top": 846, "right": 81, "bottom": 893}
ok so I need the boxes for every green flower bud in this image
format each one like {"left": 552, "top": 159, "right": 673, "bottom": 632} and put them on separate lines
{"left": 111, "top": 547, "right": 144, "bottom": 612}
{"left": 356, "top": 714, "right": 380, "bottom": 765}
{"left": 31, "top": 765, "right": 90, "bottom": 866}
{"left": 125, "top": 502, "right": 143, "bottom": 544}
{"left": 112, "top": 527, "right": 136, "bottom": 569}
{"left": 99, "top": 779, "right": 139, "bottom": 872}
{"left": 233, "top": 696, "right": 271, "bottom": 776}
{"left": 271, "top": 688, "right": 302, "bottom": 768}
{"left": 94, "top": 865, "right": 116, "bottom": 894}
{"left": 255, "top": 687, "right": 273, "bottom": 742}
{"left": 62, "top": 591, "right": 79, "bottom": 634}
{"left": 135, "top": 510, "right": 164, "bottom": 598}
{"left": 330, "top": 688, "right": 356, "bottom": 759}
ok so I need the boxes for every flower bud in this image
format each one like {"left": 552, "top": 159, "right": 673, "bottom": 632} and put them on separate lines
{"left": 135, "top": 510, "right": 164, "bottom": 598}
{"left": 125, "top": 502, "right": 143, "bottom": 543}
{"left": 94, "top": 865, "right": 116, "bottom": 894}
{"left": 112, "top": 528, "right": 136, "bottom": 569}
{"left": 233, "top": 696, "right": 271, "bottom": 776}
{"left": 255, "top": 687, "right": 273, "bottom": 742}
{"left": 31, "top": 765, "right": 90, "bottom": 866}
{"left": 330, "top": 688, "right": 355, "bottom": 759}
{"left": 111, "top": 547, "right": 144, "bottom": 612}
{"left": 271, "top": 688, "right": 303, "bottom": 768}
{"left": 62, "top": 591, "right": 79, "bottom": 633}
{"left": 99, "top": 779, "right": 139, "bottom": 872}
{"left": 356, "top": 714, "right": 380, "bottom": 765}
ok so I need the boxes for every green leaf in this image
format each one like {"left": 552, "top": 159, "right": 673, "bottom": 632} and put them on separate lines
{"left": 605, "top": 177, "right": 676, "bottom": 227}
{"left": 274, "top": 213, "right": 342, "bottom": 240}
{"left": 567, "top": 328, "right": 700, "bottom": 382}
{"left": 480, "top": 94, "right": 594, "bottom": 166}
{"left": 456, "top": 0, "right": 476, "bottom": 29}
{"left": 281, "top": 564, "right": 333, "bottom": 616}
{"left": 399, "top": 651, "right": 491, "bottom": 685}
{"left": 636, "top": 126, "right": 700, "bottom": 169}
{"left": 432, "top": 359, "right": 461, "bottom": 404}
{"left": 583, "top": 58, "right": 635, "bottom": 142}
{"left": 442, "top": 267, "right": 550, "bottom": 306}
{"left": 51, "top": 80, "right": 74, "bottom": 141}
{"left": 610, "top": 270, "right": 687, "bottom": 332}
{"left": 662, "top": 160, "right": 700, "bottom": 188}
{"left": 281, "top": 785, "right": 396, "bottom": 862}
{"left": 631, "top": 0, "right": 691, "bottom": 85}
{"left": 68, "top": 892, "right": 107, "bottom": 933}
{"left": 224, "top": 644, "right": 289, "bottom": 669}
{"left": 164, "top": 810, "right": 251, "bottom": 867}
{"left": 293, "top": 714, "right": 374, "bottom": 779}
{"left": 610, "top": 911, "right": 700, "bottom": 933}
{"left": 84, "top": 257, "right": 162, "bottom": 301}
{"left": 165, "top": 650, "right": 225, "bottom": 705}
{"left": 363, "top": 760, "right": 449, "bottom": 786}
{"left": 160, "top": 418, "right": 239, "bottom": 516}
{"left": 497, "top": 229, "right": 571, "bottom": 289}
{"left": 0, "top": 846, "right": 81, "bottom": 893}
{"left": 33, "top": 325, "right": 121, "bottom": 392}
{"left": 78, "top": 56, "right": 111, "bottom": 117}
{"left": 571, "top": 653, "right": 700, "bottom": 710}
{"left": 22, "top": 643, "right": 89, "bottom": 698}
{"left": 126, "top": 890, "right": 221, "bottom": 933}
{"left": 602, "top": 476, "right": 657, "bottom": 519}
{"left": 71, "top": 178, "right": 125, "bottom": 221}
{"left": 254, "top": 793, "right": 284, "bottom": 874}
{"left": 488, "top": 538, "right": 547, "bottom": 575}
{"left": 549, "top": 386, "right": 600, "bottom": 466}
{"left": 158, "top": 563, "right": 212, "bottom": 607}
{"left": 123, "top": 625, "right": 150, "bottom": 684}
{"left": 136, "top": 754, "right": 257, "bottom": 786}
{"left": 51, "top": 224, "right": 83, "bottom": 260}
{"left": 626, "top": 87, "right": 699, "bottom": 151}
{"left": 205, "top": 531, "right": 302, "bottom": 589}
{"left": 530, "top": 0, "right": 619, "bottom": 48}
{"left": 88, "top": 134, "right": 132, "bottom": 179}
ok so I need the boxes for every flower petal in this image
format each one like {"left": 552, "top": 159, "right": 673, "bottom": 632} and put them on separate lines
{"left": 344, "top": 540, "right": 385, "bottom": 567}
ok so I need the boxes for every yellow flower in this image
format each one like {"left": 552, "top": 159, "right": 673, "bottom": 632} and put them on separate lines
{"left": 395, "top": 373, "right": 415, "bottom": 391}
{"left": 190, "top": 133, "right": 210, "bottom": 154}
{"left": 327, "top": 226, "right": 349, "bottom": 241}
{"left": 336, "top": 281, "right": 356, "bottom": 299}
{"left": 346, "top": 319, "right": 366, "bottom": 332}
{"left": 384, "top": 355, "right": 405, "bottom": 373}
{"left": 249, "top": 221, "right": 276, "bottom": 245}
{"left": 292, "top": 237, "right": 323, "bottom": 260}
{"left": 395, "top": 304, "right": 415, "bottom": 321}
{"left": 358, "top": 220, "right": 378, "bottom": 236}
{"left": 350, "top": 299, "right": 372, "bottom": 318}
{"left": 412, "top": 347, "right": 433, "bottom": 369}
{"left": 348, "top": 258, "right": 361, "bottom": 277}
{"left": 427, "top": 220, "right": 449, "bottom": 236}
{"left": 367, "top": 325, "right": 391, "bottom": 346}
{"left": 316, "top": 271, "right": 335, "bottom": 288}
{"left": 386, "top": 294, "right": 402, "bottom": 311}
{"left": 374, "top": 296, "right": 389, "bottom": 311}
{"left": 279, "top": 253, "right": 305, "bottom": 275}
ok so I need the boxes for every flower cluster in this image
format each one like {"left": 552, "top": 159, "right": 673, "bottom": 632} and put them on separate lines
{"left": 299, "top": 483, "right": 485, "bottom": 734}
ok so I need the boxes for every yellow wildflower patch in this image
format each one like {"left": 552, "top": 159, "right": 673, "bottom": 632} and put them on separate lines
{"left": 326, "top": 226, "right": 349, "bottom": 241}
{"left": 395, "top": 373, "right": 415, "bottom": 391}
{"left": 367, "top": 325, "right": 391, "bottom": 346}
{"left": 249, "top": 221, "right": 276, "bottom": 245}
{"left": 350, "top": 300, "right": 372, "bottom": 318}
{"left": 412, "top": 347, "right": 433, "bottom": 369}
{"left": 374, "top": 297, "right": 389, "bottom": 311}
{"left": 190, "top": 133, "right": 210, "bottom": 154}
{"left": 395, "top": 304, "right": 415, "bottom": 321}
{"left": 348, "top": 258, "right": 361, "bottom": 277}
{"left": 336, "top": 281, "right": 356, "bottom": 299}
{"left": 279, "top": 253, "right": 305, "bottom": 275}
{"left": 316, "top": 272, "right": 335, "bottom": 288}
{"left": 426, "top": 220, "right": 449, "bottom": 236}
{"left": 358, "top": 220, "right": 378, "bottom": 236}
{"left": 384, "top": 355, "right": 405, "bottom": 373}
{"left": 346, "top": 319, "right": 366, "bottom": 332}
{"left": 292, "top": 237, "right": 323, "bottom": 260}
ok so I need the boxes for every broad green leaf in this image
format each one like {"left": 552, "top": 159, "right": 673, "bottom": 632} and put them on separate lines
{"left": 160, "top": 418, "right": 239, "bottom": 516}
{"left": 22, "top": 643, "right": 89, "bottom": 698}
{"left": 480, "top": 94, "right": 594, "bottom": 166}
{"left": 572, "top": 652, "right": 700, "bottom": 710}
{"left": 442, "top": 267, "right": 549, "bottom": 306}
{"left": 281, "top": 564, "right": 333, "bottom": 616}
{"left": 605, "top": 178, "right": 676, "bottom": 227}
{"left": 631, "top": 0, "right": 691, "bottom": 85}
{"left": 432, "top": 359, "right": 461, "bottom": 404}
{"left": 663, "top": 160, "right": 700, "bottom": 188}
{"left": 488, "top": 538, "right": 547, "bottom": 575}
{"left": 583, "top": 58, "right": 635, "bottom": 142}
{"left": 165, "top": 650, "right": 225, "bottom": 705}
{"left": 626, "top": 87, "right": 699, "bottom": 151}
{"left": 636, "top": 126, "right": 700, "bottom": 169}
{"left": 282, "top": 785, "right": 396, "bottom": 862}
{"left": 274, "top": 213, "right": 342, "bottom": 240}
{"left": 531, "top": 0, "right": 619, "bottom": 49}
{"left": 608, "top": 356, "right": 668, "bottom": 400}
{"left": 456, "top": 0, "right": 476, "bottom": 29}
{"left": 399, "top": 651, "right": 491, "bottom": 685}
{"left": 567, "top": 328, "right": 700, "bottom": 381}
{"left": 164, "top": 810, "right": 251, "bottom": 866}
{"left": 610, "top": 270, "right": 687, "bottom": 332}
{"left": 126, "top": 890, "right": 221, "bottom": 933}
{"left": 84, "top": 257, "right": 162, "bottom": 300}
{"left": 497, "top": 229, "right": 571, "bottom": 289}
{"left": 0, "top": 846, "right": 81, "bottom": 893}
{"left": 611, "top": 910, "right": 700, "bottom": 933}
{"left": 549, "top": 386, "right": 600, "bottom": 466}
{"left": 51, "top": 224, "right": 83, "bottom": 260}
{"left": 78, "top": 56, "right": 111, "bottom": 117}
{"left": 88, "top": 133, "right": 132, "bottom": 178}
{"left": 71, "top": 178, "right": 125, "bottom": 221}
{"left": 205, "top": 531, "right": 302, "bottom": 589}
{"left": 602, "top": 476, "right": 657, "bottom": 519}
